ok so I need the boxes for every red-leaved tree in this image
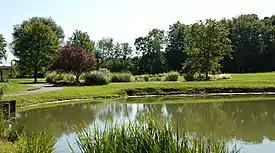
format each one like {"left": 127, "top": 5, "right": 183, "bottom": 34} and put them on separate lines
{"left": 52, "top": 45, "right": 96, "bottom": 82}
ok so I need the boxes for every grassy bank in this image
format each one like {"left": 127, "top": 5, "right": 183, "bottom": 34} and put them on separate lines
{"left": 3, "top": 72, "right": 275, "bottom": 107}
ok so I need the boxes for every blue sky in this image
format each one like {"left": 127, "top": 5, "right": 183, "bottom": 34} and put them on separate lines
{"left": 1, "top": 0, "right": 275, "bottom": 65}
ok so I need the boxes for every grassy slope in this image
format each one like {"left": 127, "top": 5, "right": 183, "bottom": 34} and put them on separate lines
{"left": 3, "top": 72, "right": 275, "bottom": 107}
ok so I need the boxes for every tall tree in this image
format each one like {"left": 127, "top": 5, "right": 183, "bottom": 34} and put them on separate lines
{"left": 0, "top": 34, "right": 7, "bottom": 63}
{"left": 184, "top": 19, "right": 232, "bottom": 80}
{"left": 52, "top": 45, "right": 96, "bottom": 82}
{"left": 11, "top": 20, "right": 59, "bottom": 83}
{"left": 0, "top": 34, "right": 7, "bottom": 81}
{"left": 135, "top": 29, "right": 166, "bottom": 74}
{"left": 96, "top": 37, "right": 114, "bottom": 68}
{"left": 68, "top": 30, "right": 95, "bottom": 52}
{"left": 165, "top": 21, "right": 186, "bottom": 71}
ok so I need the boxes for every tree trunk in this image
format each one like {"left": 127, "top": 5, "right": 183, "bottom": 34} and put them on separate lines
{"left": 96, "top": 53, "right": 99, "bottom": 70}
{"left": 0, "top": 69, "right": 3, "bottom": 82}
{"left": 205, "top": 70, "right": 208, "bottom": 81}
{"left": 34, "top": 63, "right": 38, "bottom": 84}
{"left": 76, "top": 74, "right": 80, "bottom": 83}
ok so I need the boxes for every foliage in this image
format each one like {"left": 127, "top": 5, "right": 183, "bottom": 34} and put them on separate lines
{"left": 45, "top": 71, "right": 75, "bottom": 84}
{"left": 134, "top": 75, "right": 145, "bottom": 82}
{"left": 0, "top": 34, "right": 7, "bottom": 63}
{"left": 72, "top": 116, "right": 238, "bottom": 153}
{"left": 110, "top": 73, "right": 133, "bottom": 82}
{"left": 183, "top": 73, "right": 195, "bottom": 82}
{"left": 222, "top": 14, "right": 275, "bottom": 73}
{"left": 11, "top": 18, "right": 60, "bottom": 83}
{"left": 52, "top": 45, "right": 96, "bottom": 82}
{"left": 165, "top": 22, "right": 187, "bottom": 71}
{"left": 84, "top": 70, "right": 110, "bottom": 85}
{"left": 17, "top": 132, "right": 56, "bottom": 153}
{"left": 143, "top": 74, "right": 150, "bottom": 82}
{"left": 213, "top": 74, "right": 231, "bottom": 80}
{"left": 134, "top": 29, "right": 166, "bottom": 74}
{"left": 164, "top": 71, "right": 180, "bottom": 81}
{"left": 149, "top": 76, "right": 163, "bottom": 81}
{"left": 184, "top": 19, "right": 232, "bottom": 80}
{"left": 68, "top": 30, "right": 95, "bottom": 52}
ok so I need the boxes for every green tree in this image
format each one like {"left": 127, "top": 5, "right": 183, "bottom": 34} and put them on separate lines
{"left": 0, "top": 34, "right": 7, "bottom": 63}
{"left": 96, "top": 37, "right": 114, "bottom": 68}
{"left": 11, "top": 20, "right": 59, "bottom": 83}
{"left": 135, "top": 29, "right": 166, "bottom": 74}
{"left": 165, "top": 21, "right": 187, "bottom": 71}
{"left": 68, "top": 30, "right": 95, "bottom": 52}
{"left": 11, "top": 17, "right": 64, "bottom": 79}
{"left": 184, "top": 19, "right": 232, "bottom": 80}
{"left": 0, "top": 34, "right": 7, "bottom": 81}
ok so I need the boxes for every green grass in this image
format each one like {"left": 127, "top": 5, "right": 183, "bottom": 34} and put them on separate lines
{"left": 2, "top": 83, "right": 41, "bottom": 94}
{"left": 4, "top": 72, "right": 275, "bottom": 107}
{"left": 0, "top": 141, "right": 18, "bottom": 153}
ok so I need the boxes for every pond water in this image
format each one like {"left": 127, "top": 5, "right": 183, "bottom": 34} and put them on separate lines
{"left": 14, "top": 97, "right": 275, "bottom": 153}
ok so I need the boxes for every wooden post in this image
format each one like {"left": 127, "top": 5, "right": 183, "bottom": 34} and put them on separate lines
{"left": 0, "top": 100, "right": 16, "bottom": 118}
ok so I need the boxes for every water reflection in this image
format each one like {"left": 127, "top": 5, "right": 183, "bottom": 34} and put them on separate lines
{"left": 15, "top": 98, "right": 275, "bottom": 152}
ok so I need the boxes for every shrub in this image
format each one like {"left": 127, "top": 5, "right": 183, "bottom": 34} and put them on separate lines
{"left": 213, "top": 74, "right": 231, "bottom": 80}
{"left": 84, "top": 71, "right": 109, "bottom": 85}
{"left": 183, "top": 73, "right": 195, "bottom": 81}
{"left": 110, "top": 73, "right": 133, "bottom": 82}
{"left": 99, "top": 68, "right": 111, "bottom": 74}
{"left": 45, "top": 71, "right": 75, "bottom": 84}
{"left": 143, "top": 74, "right": 150, "bottom": 82}
{"left": 134, "top": 76, "right": 145, "bottom": 82}
{"left": 149, "top": 77, "right": 162, "bottom": 81}
{"left": 196, "top": 73, "right": 213, "bottom": 81}
{"left": 164, "top": 71, "right": 180, "bottom": 81}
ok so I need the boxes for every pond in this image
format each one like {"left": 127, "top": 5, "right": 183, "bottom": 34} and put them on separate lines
{"left": 14, "top": 97, "right": 275, "bottom": 153}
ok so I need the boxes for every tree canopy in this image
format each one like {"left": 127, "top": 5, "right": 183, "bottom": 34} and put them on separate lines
{"left": 0, "top": 34, "right": 7, "bottom": 63}
{"left": 184, "top": 19, "right": 232, "bottom": 79}
{"left": 11, "top": 19, "right": 60, "bottom": 83}
{"left": 68, "top": 30, "right": 95, "bottom": 52}
{"left": 52, "top": 45, "right": 96, "bottom": 82}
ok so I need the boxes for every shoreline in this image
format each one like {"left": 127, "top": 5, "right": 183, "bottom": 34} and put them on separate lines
{"left": 16, "top": 90, "right": 275, "bottom": 112}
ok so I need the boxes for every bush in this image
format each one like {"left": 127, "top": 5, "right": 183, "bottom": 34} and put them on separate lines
{"left": 143, "top": 74, "right": 150, "bottom": 82}
{"left": 149, "top": 77, "right": 162, "bottom": 81}
{"left": 183, "top": 73, "right": 195, "bottom": 81}
{"left": 84, "top": 71, "right": 109, "bottom": 85}
{"left": 134, "top": 76, "right": 145, "bottom": 82}
{"left": 110, "top": 73, "right": 133, "bottom": 82}
{"left": 164, "top": 71, "right": 180, "bottom": 81}
{"left": 45, "top": 71, "right": 75, "bottom": 84}
{"left": 213, "top": 74, "right": 231, "bottom": 80}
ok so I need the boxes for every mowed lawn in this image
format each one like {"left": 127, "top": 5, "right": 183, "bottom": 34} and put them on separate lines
{"left": 2, "top": 72, "right": 275, "bottom": 107}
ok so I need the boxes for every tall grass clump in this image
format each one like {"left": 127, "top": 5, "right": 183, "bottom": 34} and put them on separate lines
{"left": 110, "top": 73, "right": 133, "bottom": 82}
{"left": 17, "top": 132, "right": 56, "bottom": 153}
{"left": 84, "top": 71, "right": 110, "bottom": 85}
{"left": 45, "top": 71, "right": 76, "bottom": 84}
{"left": 72, "top": 117, "right": 239, "bottom": 153}
{"left": 213, "top": 74, "right": 231, "bottom": 80}
{"left": 0, "top": 110, "right": 8, "bottom": 139}
{"left": 164, "top": 71, "right": 180, "bottom": 81}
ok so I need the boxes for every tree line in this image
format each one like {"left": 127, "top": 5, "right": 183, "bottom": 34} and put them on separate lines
{"left": 0, "top": 14, "right": 274, "bottom": 82}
